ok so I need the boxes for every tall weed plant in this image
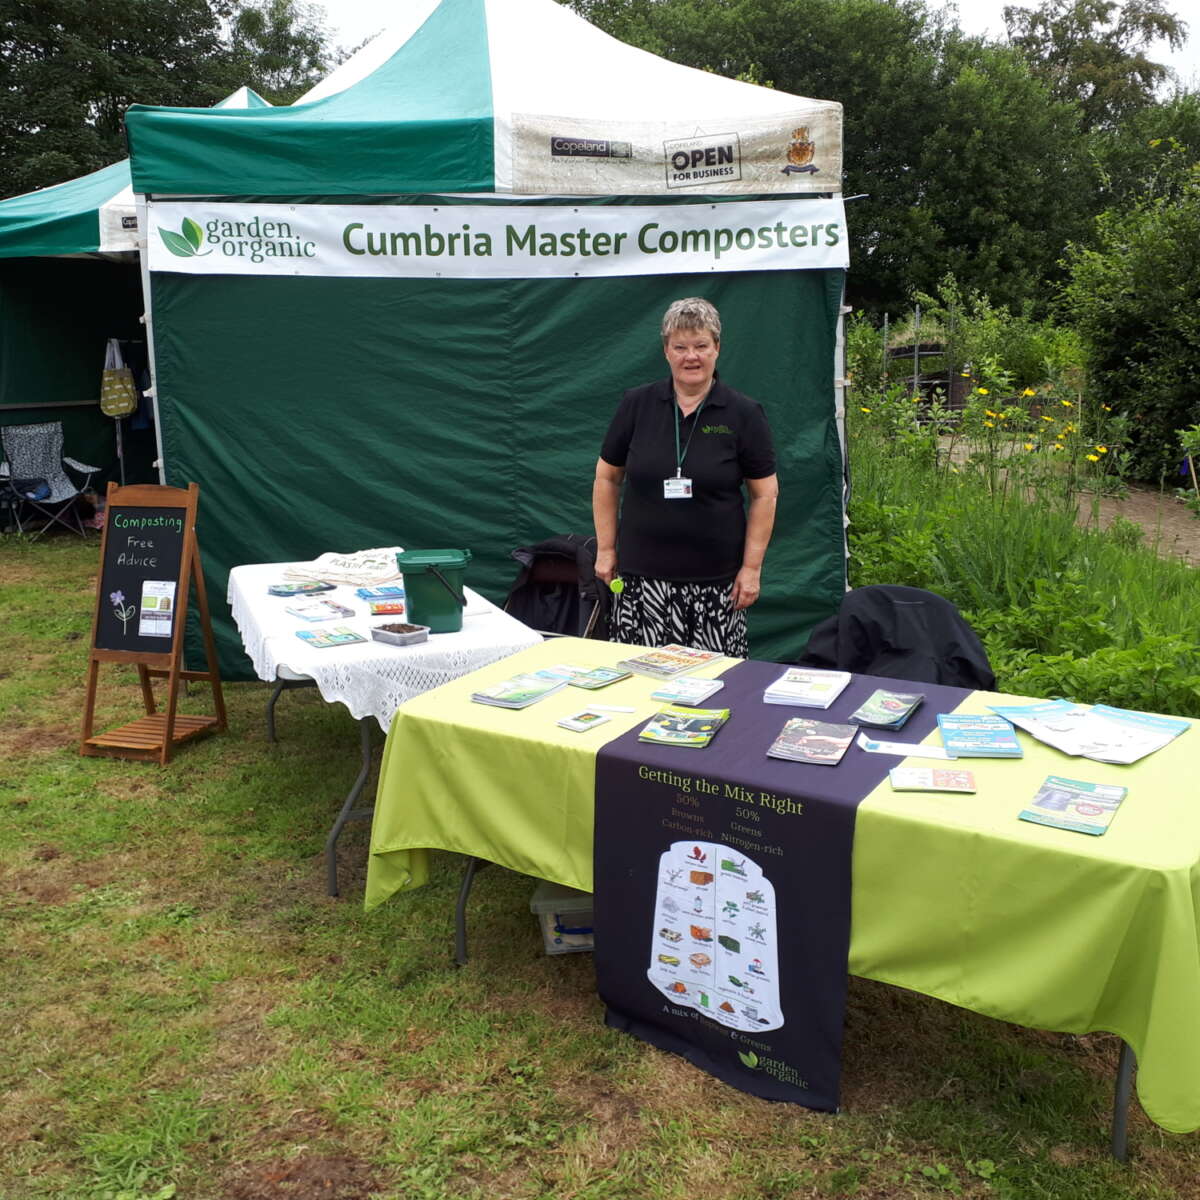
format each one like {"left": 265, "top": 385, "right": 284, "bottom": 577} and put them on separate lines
{"left": 846, "top": 390, "right": 1200, "bottom": 718}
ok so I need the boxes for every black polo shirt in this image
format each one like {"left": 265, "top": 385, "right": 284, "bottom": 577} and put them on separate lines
{"left": 599, "top": 374, "right": 776, "bottom": 583}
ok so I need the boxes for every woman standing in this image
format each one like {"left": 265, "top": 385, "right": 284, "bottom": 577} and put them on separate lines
{"left": 592, "top": 297, "right": 778, "bottom": 657}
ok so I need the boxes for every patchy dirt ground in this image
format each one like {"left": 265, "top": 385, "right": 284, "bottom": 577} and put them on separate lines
{"left": 1090, "top": 486, "right": 1200, "bottom": 566}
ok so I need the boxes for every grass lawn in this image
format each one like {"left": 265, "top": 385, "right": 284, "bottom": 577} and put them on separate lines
{"left": 2, "top": 534, "right": 1198, "bottom": 1200}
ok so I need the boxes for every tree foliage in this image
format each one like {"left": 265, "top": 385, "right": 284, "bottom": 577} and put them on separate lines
{"left": 226, "top": 0, "right": 331, "bottom": 104}
{"left": 0, "top": 0, "right": 333, "bottom": 198}
{"left": 1061, "top": 157, "right": 1200, "bottom": 480}
{"left": 1004, "top": 0, "right": 1188, "bottom": 130}
{"left": 1090, "top": 90, "right": 1200, "bottom": 208}
{"left": 571, "top": 0, "right": 1092, "bottom": 313}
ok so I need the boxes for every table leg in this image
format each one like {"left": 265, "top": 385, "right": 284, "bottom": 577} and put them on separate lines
{"left": 454, "top": 857, "right": 492, "bottom": 966}
{"left": 1110, "top": 1040, "right": 1135, "bottom": 1162}
{"left": 325, "top": 717, "right": 376, "bottom": 898}
{"left": 265, "top": 676, "right": 318, "bottom": 743}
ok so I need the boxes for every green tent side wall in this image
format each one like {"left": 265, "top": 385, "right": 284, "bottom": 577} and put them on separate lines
{"left": 151, "top": 266, "right": 845, "bottom": 679}
{"left": 0, "top": 257, "right": 157, "bottom": 485}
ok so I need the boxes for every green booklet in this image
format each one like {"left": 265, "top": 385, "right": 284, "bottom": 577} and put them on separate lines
{"left": 1018, "top": 775, "right": 1129, "bottom": 836}
{"left": 850, "top": 689, "right": 925, "bottom": 729}
{"left": 294, "top": 625, "right": 366, "bottom": 649}
{"left": 471, "top": 671, "right": 568, "bottom": 709}
{"left": 567, "top": 666, "right": 632, "bottom": 689}
{"left": 638, "top": 705, "right": 731, "bottom": 749}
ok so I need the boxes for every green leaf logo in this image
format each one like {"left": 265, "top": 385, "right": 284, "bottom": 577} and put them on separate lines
{"left": 737, "top": 1050, "right": 759, "bottom": 1069}
{"left": 159, "top": 218, "right": 211, "bottom": 257}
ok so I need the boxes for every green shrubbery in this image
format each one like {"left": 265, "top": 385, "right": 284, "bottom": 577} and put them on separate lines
{"left": 845, "top": 389, "right": 1200, "bottom": 718}
{"left": 1061, "top": 161, "right": 1200, "bottom": 482}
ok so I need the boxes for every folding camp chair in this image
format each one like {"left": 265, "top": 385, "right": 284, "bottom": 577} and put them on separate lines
{"left": 0, "top": 422, "right": 101, "bottom": 539}
{"left": 502, "top": 533, "right": 609, "bottom": 640}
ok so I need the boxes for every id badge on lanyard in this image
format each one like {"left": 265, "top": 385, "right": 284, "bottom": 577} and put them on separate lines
{"left": 666, "top": 395, "right": 706, "bottom": 500}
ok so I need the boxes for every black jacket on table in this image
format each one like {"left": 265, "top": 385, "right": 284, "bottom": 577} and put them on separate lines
{"left": 599, "top": 374, "right": 775, "bottom": 584}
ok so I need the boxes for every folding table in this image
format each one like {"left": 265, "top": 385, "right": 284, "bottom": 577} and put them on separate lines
{"left": 365, "top": 637, "right": 1200, "bottom": 1152}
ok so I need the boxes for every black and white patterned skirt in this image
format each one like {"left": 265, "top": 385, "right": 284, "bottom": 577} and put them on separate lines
{"left": 610, "top": 574, "right": 747, "bottom": 658}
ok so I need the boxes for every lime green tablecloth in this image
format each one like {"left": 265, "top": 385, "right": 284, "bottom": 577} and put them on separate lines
{"left": 366, "top": 638, "right": 1200, "bottom": 1134}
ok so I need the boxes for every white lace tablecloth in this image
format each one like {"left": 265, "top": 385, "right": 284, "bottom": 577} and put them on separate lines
{"left": 228, "top": 559, "right": 542, "bottom": 731}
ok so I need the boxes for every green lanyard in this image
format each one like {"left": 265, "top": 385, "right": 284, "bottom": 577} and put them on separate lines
{"left": 673, "top": 395, "right": 708, "bottom": 478}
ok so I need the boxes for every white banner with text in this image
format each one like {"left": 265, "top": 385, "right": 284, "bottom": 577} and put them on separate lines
{"left": 146, "top": 198, "right": 848, "bottom": 280}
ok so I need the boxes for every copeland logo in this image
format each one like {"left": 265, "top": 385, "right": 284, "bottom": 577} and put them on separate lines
{"left": 664, "top": 133, "right": 742, "bottom": 188}
{"left": 550, "top": 136, "right": 632, "bottom": 159}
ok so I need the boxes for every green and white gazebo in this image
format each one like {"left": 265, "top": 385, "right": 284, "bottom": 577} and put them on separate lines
{"left": 125, "top": 0, "right": 849, "bottom": 673}
{"left": 0, "top": 88, "right": 270, "bottom": 479}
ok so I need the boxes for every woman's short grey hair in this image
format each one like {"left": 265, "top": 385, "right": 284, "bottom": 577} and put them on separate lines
{"left": 661, "top": 297, "right": 721, "bottom": 344}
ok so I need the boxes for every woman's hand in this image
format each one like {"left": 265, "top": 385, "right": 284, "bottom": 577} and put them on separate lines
{"left": 592, "top": 458, "right": 625, "bottom": 588}
{"left": 595, "top": 547, "right": 618, "bottom": 586}
{"left": 731, "top": 565, "right": 761, "bottom": 610}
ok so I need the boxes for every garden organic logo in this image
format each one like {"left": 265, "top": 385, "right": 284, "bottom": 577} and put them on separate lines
{"left": 737, "top": 1050, "right": 760, "bottom": 1069}
{"left": 158, "top": 217, "right": 211, "bottom": 257}
{"left": 158, "top": 213, "right": 317, "bottom": 264}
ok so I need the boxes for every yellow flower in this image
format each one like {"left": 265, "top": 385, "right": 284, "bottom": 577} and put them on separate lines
{"left": 1023, "top": 442, "right": 1034, "bottom": 451}
{"left": 1102, "top": 404, "right": 1112, "bottom": 411}
{"left": 1096, "top": 445, "right": 1108, "bottom": 453}
{"left": 1065, "top": 423, "right": 1076, "bottom": 432}
{"left": 1056, "top": 432, "right": 1065, "bottom": 440}
{"left": 1022, "top": 388, "right": 1036, "bottom": 397}
{"left": 998, "top": 411, "right": 1008, "bottom": 420}
{"left": 1086, "top": 454, "right": 1100, "bottom": 462}
{"left": 977, "top": 387, "right": 990, "bottom": 395}
{"left": 1061, "top": 399, "right": 1073, "bottom": 407}
{"left": 984, "top": 420, "right": 995, "bottom": 428}
{"left": 960, "top": 371, "right": 971, "bottom": 377}
{"left": 912, "top": 396, "right": 922, "bottom": 403}
{"left": 860, "top": 406, "right": 872, "bottom": 414}
{"left": 985, "top": 409, "right": 997, "bottom": 418}
{"left": 1051, "top": 444, "right": 1063, "bottom": 451}
{"left": 1041, "top": 414, "right": 1054, "bottom": 422}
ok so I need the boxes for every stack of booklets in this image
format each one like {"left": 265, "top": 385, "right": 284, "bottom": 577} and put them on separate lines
{"left": 356, "top": 585, "right": 406, "bottom": 615}
{"left": 766, "top": 717, "right": 857, "bottom": 765}
{"left": 1019, "top": 774, "right": 1129, "bottom": 836}
{"left": 988, "top": 700, "right": 1189, "bottom": 765}
{"left": 565, "top": 666, "right": 631, "bottom": 690}
{"left": 850, "top": 689, "right": 925, "bottom": 730}
{"left": 286, "top": 598, "right": 357, "bottom": 622}
{"left": 471, "top": 671, "right": 569, "bottom": 709}
{"left": 762, "top": 668, "right": 851, "bottom": 708}
{"left": 638, "top": 705, "right": 730, "bottom": 748}
{"left": 650, "top": 677, "right": 726, "bottom": 706}
{"left": 936, "top": 713, "right": 1023, "bottom": 758}
{"left": 617, "top": 644, "right": 723, "bottom": 679}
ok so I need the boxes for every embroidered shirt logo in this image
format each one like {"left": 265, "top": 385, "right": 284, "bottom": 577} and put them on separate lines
{"left": 702, "top": 423, "right": 733, "bottom": 435}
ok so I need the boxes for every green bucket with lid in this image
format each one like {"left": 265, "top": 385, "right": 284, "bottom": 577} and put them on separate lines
{"left": 396, "top": 549, "right": 472, "bottom": 633}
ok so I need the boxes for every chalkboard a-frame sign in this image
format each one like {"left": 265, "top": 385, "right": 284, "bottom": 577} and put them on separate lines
{"left": 81, "top": 482, "right": 227, "bottom": 764}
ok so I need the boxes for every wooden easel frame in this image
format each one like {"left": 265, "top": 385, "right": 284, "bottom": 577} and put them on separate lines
{"left": 80, "top": 482, "right": 227, "bottom": 765}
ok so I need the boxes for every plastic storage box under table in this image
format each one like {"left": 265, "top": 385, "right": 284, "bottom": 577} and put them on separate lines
{"left": 530, "top": 880, "right": 595, "bottom": 954}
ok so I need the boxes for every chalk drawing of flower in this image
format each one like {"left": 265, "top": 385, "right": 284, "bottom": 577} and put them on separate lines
{"left": 110, "top": 589, "right": 136, "bottom": 633}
